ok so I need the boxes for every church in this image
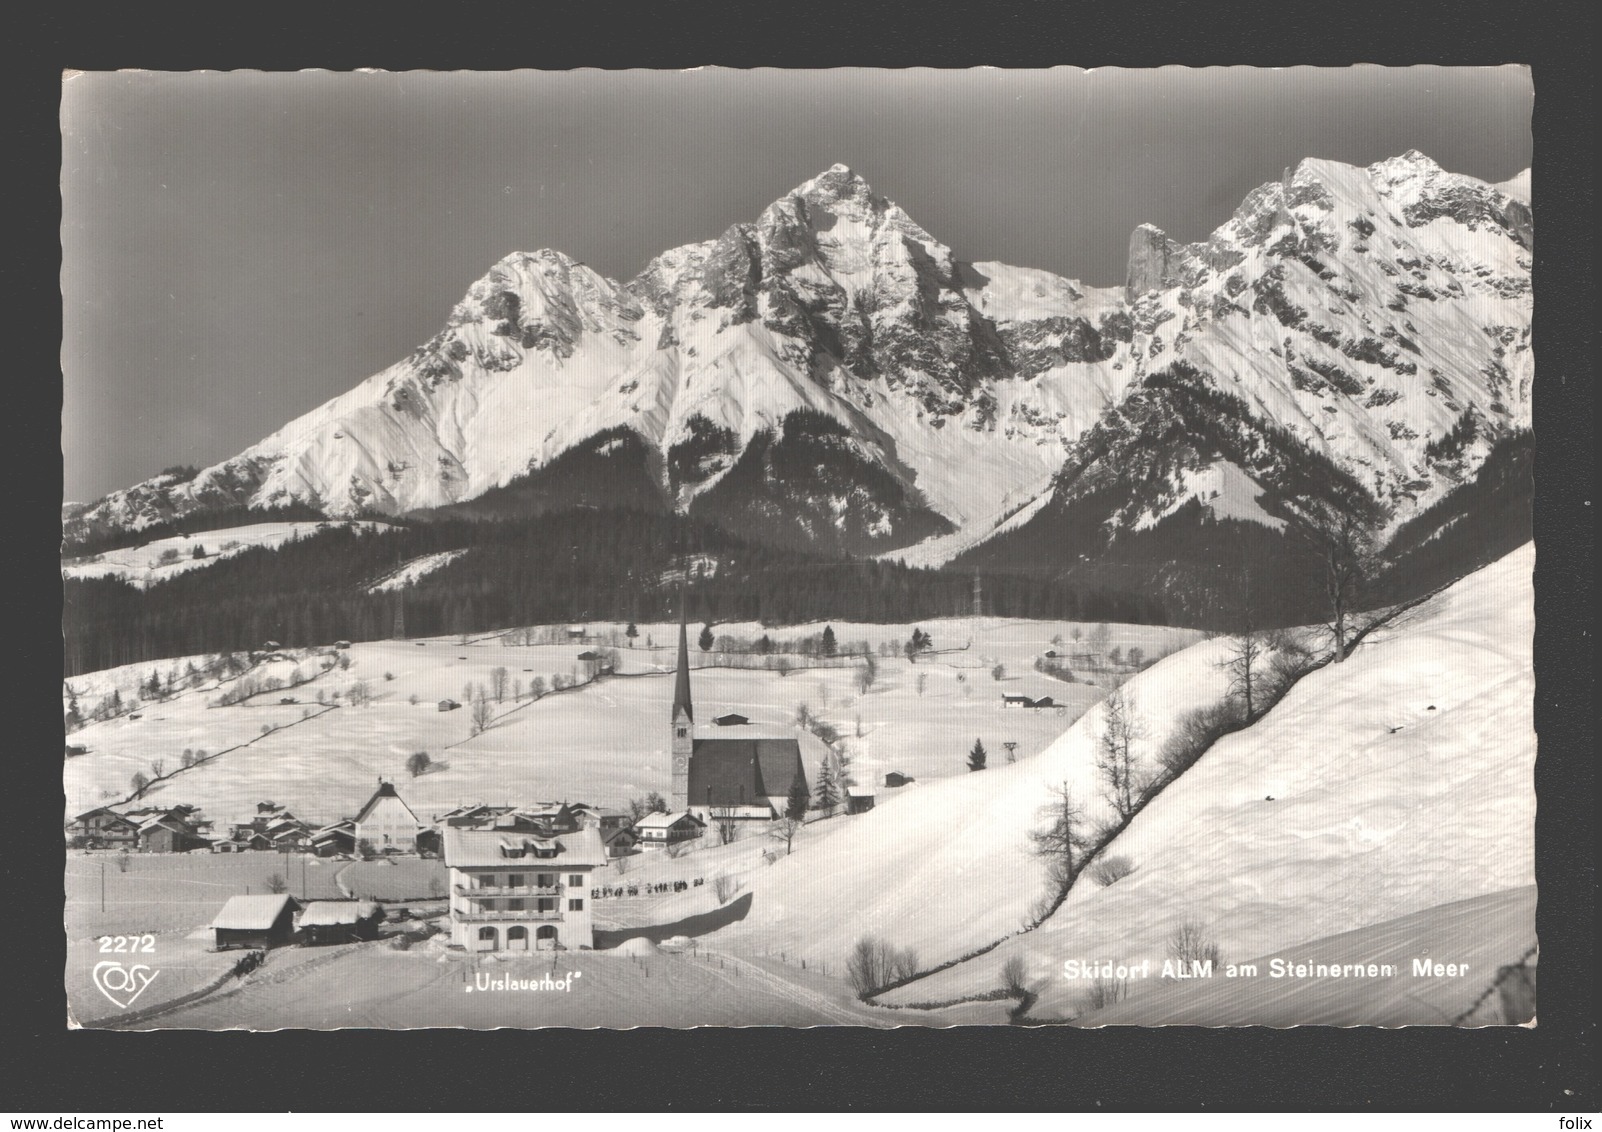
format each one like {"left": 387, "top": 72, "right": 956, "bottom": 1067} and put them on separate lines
{"left": 669, "top": 608, "right": 811, "bottom": 822}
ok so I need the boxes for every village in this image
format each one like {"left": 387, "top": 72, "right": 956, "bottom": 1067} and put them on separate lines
{"left": 59, "top": 544, "right": 1539, "bottom": 1031}
{"left": 64, "top": 607, "right": 1194, "bottom": 1027}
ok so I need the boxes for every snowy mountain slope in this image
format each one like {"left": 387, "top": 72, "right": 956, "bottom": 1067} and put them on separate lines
{"left": 1079, "top": 885, "right": 1536, "bottom": 1026}
{"left": 873, "top": 542, "right": 1534, "bottom": 1017}
{"left": 60, "top": 521, "right": 388, "bottom": 589}
{"left": 70, "top": 155, "right": 1532, "bottom": 564}
{"left": 658, "top": 636, "right": 1243, "bottom": 969}
{"left": 366, "top": 549, "right": 469, "bottom": 593}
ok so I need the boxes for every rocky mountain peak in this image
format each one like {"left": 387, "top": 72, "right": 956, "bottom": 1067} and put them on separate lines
{"left": 1126, "top": 223, "right": 1192, "bottom": 301}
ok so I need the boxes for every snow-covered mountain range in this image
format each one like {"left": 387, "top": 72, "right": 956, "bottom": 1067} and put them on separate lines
{"left": 67, "top": 153, "right": 1531, "bottom": 562}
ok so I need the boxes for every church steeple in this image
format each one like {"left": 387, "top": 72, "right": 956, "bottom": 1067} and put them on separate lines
{"left": 672, "top": 588, "right": 693, "bottom": 725}
{"left": 670, "top": 582, "right": 694, "bottom": 811}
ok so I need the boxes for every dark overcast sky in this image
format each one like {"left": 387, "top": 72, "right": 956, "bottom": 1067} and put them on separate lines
{"left": 60, "top": 65, "right": 1532, "bottom": 502}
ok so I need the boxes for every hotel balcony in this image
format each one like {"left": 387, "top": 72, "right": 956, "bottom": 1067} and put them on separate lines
{"left": 454, "top": 884, "right": 562, "bottom": 898}
{"left": 452, "top": 909, "right": 564, "bottom": 923}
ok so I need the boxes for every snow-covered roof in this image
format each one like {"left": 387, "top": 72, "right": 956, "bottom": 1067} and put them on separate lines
{"left": 443, "top": 824, "right": 608, "bottom": 868}
{"left": 636, "top": 811, "right": 702, "bottom": 830}
{"left": 846, "top": 786, "right": 876, "bottom": 798}
{"left": 354, "top": 781, "right": 419, "bottom": 825}
{"left": 298, "top": 901, "right": 381, "bottom": 926}
{"left": 211, "top": 894, "right": 296, "bottom": 930}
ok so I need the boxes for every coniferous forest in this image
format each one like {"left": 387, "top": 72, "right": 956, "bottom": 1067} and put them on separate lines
{"left": 61, "top": 431, "right": 1531, "bottom": 677}
{"left": 61, "top": 508, "right": 1166, "bottom": 676}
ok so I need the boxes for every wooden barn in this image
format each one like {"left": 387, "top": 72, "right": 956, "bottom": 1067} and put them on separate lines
{"left": 310, "top": 820, "right": 356, "bottom": 857}
{"left": 298, "top": 901, "right": 384, "bottom": 945}
{"left": 137, "top": 815, "right": 211, "bottom": 854}
{"left": 210, "top": 894, "right": 299, "bottom": 951}
{"left": 846, "top": 786, "right": 877, "bottom": 814}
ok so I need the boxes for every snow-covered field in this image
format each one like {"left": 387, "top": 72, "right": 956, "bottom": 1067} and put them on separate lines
{"left": 65, "top": 851, "right": 347, "bottom": 939}
{"left": 120, "top": 940, "right": 969, "bottom": 1030}
{"left": 652, "top": 635, "right": 1241, "bottom": 971}
{"left": 62, "top": 546, "right": 1533, "bottom": 1027}
{"left": 367, "top": 550, "right": 470, "bottom": 592}
{"left": 63, "top": 617, "right": 1198, "bottom": 827}
{"left": 62, "top": 521, "right": 388, "bottom": 588}
{"left": 1079, "top": 885, "right": 1536, "bottom": 1027}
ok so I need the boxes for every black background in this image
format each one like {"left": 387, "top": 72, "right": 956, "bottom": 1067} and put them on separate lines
{"left": 8, "top": 0, "right": 1594, "bottom": 1112}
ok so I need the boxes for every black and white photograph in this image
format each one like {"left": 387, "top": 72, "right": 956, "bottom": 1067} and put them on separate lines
{"left": 59, "top": 64, "right": 1542, "bottom": 1032}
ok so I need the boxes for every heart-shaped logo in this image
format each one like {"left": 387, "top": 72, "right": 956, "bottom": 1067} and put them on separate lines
{"left": 92, "top": 961, "right": 159, "bottom": 1010}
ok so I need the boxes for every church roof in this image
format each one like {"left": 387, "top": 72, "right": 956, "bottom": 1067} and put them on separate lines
{"left": 688, "top": 735, "right": 807, "bottom": 807}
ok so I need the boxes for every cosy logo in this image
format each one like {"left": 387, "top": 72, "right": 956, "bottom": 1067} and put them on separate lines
{"left": 92, "top": 961, "right": 159, "bottom": 1009}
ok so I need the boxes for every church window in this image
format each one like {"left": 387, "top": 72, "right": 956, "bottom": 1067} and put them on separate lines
{"left": 677, "top": 726, "right": 687, "bottom": 738}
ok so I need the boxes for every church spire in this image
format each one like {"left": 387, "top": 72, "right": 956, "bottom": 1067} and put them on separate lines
{"left": 673, "top": 583, "right": 693, "bottom": 724}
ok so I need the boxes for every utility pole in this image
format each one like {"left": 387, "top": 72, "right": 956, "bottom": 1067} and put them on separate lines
{"left": 972, "top": 574, "right": 983, "bottom": 619}
{"left": 100, "top": 859, "right": 105, "bottom": 912}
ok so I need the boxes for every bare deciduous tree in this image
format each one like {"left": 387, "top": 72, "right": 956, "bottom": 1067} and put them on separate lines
{"left": 1001, "top": 955, "right": 1030, "bottom": 998}
{"left": 470, "top": 686, "right": 494, "bottom": 735}
{"left": 846, "top": 936, "right": 920, "bottom": 997}
{"left": 1097, "top": 688, "right": 1148, "bottom": 820}
{"left": 1089, "top": 854, "right": 1137, "bottom": 887}
{"left": 1165, "top": 918, "right": 1222, "bottom": 974}
{"left": 768, "top": 814, "right": 804, "bottom": 855}
{"left": 710, "top": 873, "right": 741, "bottom": 904}
{"left": 1300, "top": 498, "right": 1382, "bottom": 662}
{"left": 1219, "top": 566, "right": 1266, "bottom": 723}
{"left": 710, "top": 807, "right": 741, "bottom": 846}
{"left": 1076, "top": 975, "right": 1129, "bottom": 1013}
{"left": 1029, "top": 781, "right": 1087, "bottom": 876}
{"left": 491, "top": 666, "right": 510, "bottom": 703}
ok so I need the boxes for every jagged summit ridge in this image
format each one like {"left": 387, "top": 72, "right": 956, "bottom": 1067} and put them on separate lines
{"left": 71, "top": 155, "right": 1532, "bottom": 563}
